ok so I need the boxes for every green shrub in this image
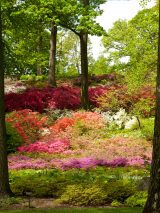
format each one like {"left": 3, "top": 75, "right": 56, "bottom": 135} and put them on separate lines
{"left": 125, "top": 191, "right": 147, "bottom": 207}
{"left": 10, "top": 170, "right": 65, "bottom": 198}
{"left": 6, "top": 122, "right": 24, "bottom": 153}
{"left": 104, "top": 180, "right": 136, "bottom": 203}
{"left": 58, "top": 180, "right": 135, "bottom": 206}
{"left": 10, "top": 168, "right": 148, "bottom": 203}
{"left": 58, "top": 184, "right": 108, "bottom": 206}
{"left": 132, "top": 98, "right": 155, "bottom": 118}
{"left": 20, "top": 74, "right": 47, "bottom": 82}
{"left": 111, "top": 200, "right": 123, "bottom": 207}
{"left": 0, "top": 197, "right": 21, "bottom": 208}
{"left": 140, "top": 118, "right": 154, "bottom": 141}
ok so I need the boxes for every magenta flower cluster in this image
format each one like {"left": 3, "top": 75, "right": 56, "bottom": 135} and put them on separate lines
{"left": 8, "top": 155, "right": 150, "bottom": 170}
{"left": 17, "top": 139, "right": 70, "bottom": 154}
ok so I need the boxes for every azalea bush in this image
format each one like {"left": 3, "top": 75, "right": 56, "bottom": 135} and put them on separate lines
{"left": 6, "top": 109, "right": 47, "bottom": 144}
{"left": 97, "top": 85, "right": 155, "bottom": 114}
{"left": 5, "top": 86, "right": 113, "bottom": 112}
{"left": 17, "top": 138, "right": 70, "bottom": 154}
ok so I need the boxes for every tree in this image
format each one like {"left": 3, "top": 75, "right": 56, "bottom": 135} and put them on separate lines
{"left": 0, "top": 1, "right": 12, "bottom": 197}
{"left": 3, "top": 0, "right": 50, "bottom": 76}
{"left": 60, "top": 0, "right": 106, "bottom": 109}
{"left": 102, "top": 6, "right": 158, "bottom": 88}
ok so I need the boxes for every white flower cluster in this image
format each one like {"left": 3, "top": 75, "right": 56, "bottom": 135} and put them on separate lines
{"left": 101, "top": 108, "right": 139, "bottom": 130}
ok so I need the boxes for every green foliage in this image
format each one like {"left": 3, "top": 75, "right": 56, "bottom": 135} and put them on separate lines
{"left": 0, "top": 197, "right": 21, "bottom": 208}
{"left": 125, "top": 191, "right": 147, "bottom": 207}
{"left": 20, "top": 74, "right": 47, "bottom": 81}
{"left": 104, "top": 180, "right": 136, "bottom": 203}
{"left": 102, "top": 6, "right": 158, "bottom": 88}
{"left": 58, "top": 184, "right": 107, "bottom": 206}
{"left": 6, "top": 121, "right": 24, "bottom": 153}
{"left": 10, "top": 167, "right": 147, "bottom": 202}
{"left": 131, "top": 98, "right": 155, "bottom": 118}
{"left": 111, "top": 200, "right": 123, "bottom": 207}
{"left": 140, "top": 118, "right": 154, "bottom": 140}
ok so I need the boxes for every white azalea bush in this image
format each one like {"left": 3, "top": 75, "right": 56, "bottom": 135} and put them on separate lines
{"left": 101, "top": 108, "right": 139, "bottom": 130}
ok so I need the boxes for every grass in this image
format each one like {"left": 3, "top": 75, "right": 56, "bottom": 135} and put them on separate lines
{"left": 0, "top": 208, "right": 142, "bottom": 213}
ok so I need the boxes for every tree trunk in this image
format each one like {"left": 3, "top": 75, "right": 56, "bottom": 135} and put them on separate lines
{"left": 37, "top": 35, "right": 43, "bottom": 76}
{"left": 80, "top": 33, "right": 90, "bottom": 110}
{"left": 0, "top": 4, "right": 12, "bottom": 197}
{"left": 142, "top": 1, "right": 160, "bottom": 212}
{"left": 48, "top": 21, "right": 57, "bottom": 87}
{"left": 79, "top": 0, "right": 90, "bottom": 110}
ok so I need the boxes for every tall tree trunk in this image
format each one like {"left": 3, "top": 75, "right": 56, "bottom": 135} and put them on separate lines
{"left": 79, "top": 0, "right": 90, "bottom": 110}
{"left": 0, "top": 4, "right": 12, "bottom": 197}
{"left": 48, "top": 21, "right": 57, "bottom": 87}
{"left": 37, "top": 35, "right": 43, "bottom": 76}
{"left": 142, "top": 1, "right": 160, "bottom": 212}
{"left": 80, "top": 32, "right": 90, "bottom": 110}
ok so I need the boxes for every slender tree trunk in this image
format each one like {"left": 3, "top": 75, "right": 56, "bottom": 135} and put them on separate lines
{"left": 142, "top": 1, "right": 160, "bottom": 212}
{"left": 37, "top": 35, "right": 43, "bottom": 76}
{"left": 79, "top": 0, "right": 90, "bottom": 110}
{"left": 48, "top": 21, "right": 57, "bottom": 87}
{"left": 80, "top": 33, "right": 90, "bottom": 110}
{"left": 0, "top": 4, "right": 12, "bottom": 197}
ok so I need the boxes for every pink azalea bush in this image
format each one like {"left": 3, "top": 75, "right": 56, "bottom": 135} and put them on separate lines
{"left": 17, "top": 138, "right": 70, "bottom": 154}
{"left": 8, "top": 155, "right": 150, "bottom": 170}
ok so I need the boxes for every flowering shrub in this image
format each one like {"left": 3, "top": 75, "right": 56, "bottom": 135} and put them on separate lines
{"left": 81, "top": 137, "right": 152, "bottom": 164}
{"left": 50, "top": 117, "right": 75, "bottom": 133}
{"left": 55, "top": 157, "right": 128, "bottom": 170}
{"left": 8, "top": 155, "right": 50, "bottom": 170}
{"left": 17, "top": 138, "right": 70, "bottom": 154}
{"left": 97, "top": 86, "right": 135, "bottom": 112}
{"left": 72, "top": 111, "right": 105, "bottom": 129}
{"left": 5, "top": 86, "right": 81, "bottom": 112}
{"left": 6, "top": 109, "right": 47, "bottom": 144}
{"left": 101, "top": 109, "right": 139, "bottom": 130}
{"left": 8, "top": 154, "right": 150, "bottom": 170}
{"left": 5, "top": 86, "right": 115, "bottom": 112}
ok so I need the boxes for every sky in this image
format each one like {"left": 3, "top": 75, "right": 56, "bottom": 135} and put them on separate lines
{"left": 90, "top": 0, "right": 155, "bottom": 59}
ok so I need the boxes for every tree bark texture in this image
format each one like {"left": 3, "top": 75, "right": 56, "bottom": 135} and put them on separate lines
{"left": 80, "top": 33, "right": 90, "bottom": 110}
{"left": 0, "top": 5, "right": 12, "bottom": 197}
{"left": 79, "top": 0, "right": 90, "bottom": 110}
{"left": 143, "top": 1, "right": 160, "bottom": 212}
{"left": 48, "top": 21, "right": 57, "bottom": 87}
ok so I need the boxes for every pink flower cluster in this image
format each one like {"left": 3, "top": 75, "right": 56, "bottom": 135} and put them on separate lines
{"left": 8, "top": 155, "right": 151, "bottom": 170}
{"left": 17, "top": 139, "right": 70, "bottom": 154}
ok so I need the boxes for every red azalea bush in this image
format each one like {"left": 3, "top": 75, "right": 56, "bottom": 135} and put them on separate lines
{"left": 5, "top": 86, "right": 81, "bottom": 112}
{"left": 17, "top": 138, "right": 70, "bottom": 154}
{"left": 47, "top": 86, "right": 81, "bottom": 110}
{"left": 6, "top": 109, "right": 48, "bottom": 144}
{"left": 49, "top": 111, "right": 105, "bottom": 135}
{"left": 50, "top": 117, "right": 75, "bottom": 133}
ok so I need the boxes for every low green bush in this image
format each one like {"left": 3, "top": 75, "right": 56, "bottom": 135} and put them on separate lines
{"left": 0, "top": 197, "right": 21, "bottom": 208}
{"left": 6, "top": 122, "right": 24, "bottom": 153}
{"left": 104, "top": 180, "right": 136, "bottom": 203}
{"left": 10, "top": 168, "right": 148, "bottom": 205}
{"left": 58, "top": 180, "right": 135, "bottom": 206}
{"left": 125, "top": 191, "right": 147, "bottom": 207}
{"left": 58, "top": 184, "right": 107, "bottom": 206}
{"left": 140, "top": 118, "right": 154, "bottom": 141}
